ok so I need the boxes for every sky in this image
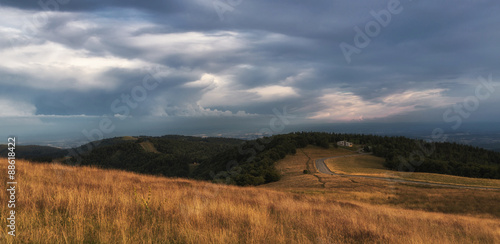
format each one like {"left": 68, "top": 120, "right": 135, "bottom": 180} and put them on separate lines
{"left": 0, "top": 0, "right": 499, "bottom": 146}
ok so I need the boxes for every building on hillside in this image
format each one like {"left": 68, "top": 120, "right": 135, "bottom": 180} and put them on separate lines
{"left": 337, "top": 141, "right": 353, "bottom": 147}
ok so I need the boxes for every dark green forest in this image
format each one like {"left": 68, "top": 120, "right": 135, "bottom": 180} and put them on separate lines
{"left": 72, "top": 135, "right": 243, "bottom": 178}
{"left": 193, "top": 132, "right": 500, "bottom": 184}
{"left": 0, "top": 145, "right": 68, "bottom": 162}
{"left": 5, "top": 132, "right": 500, "bottom": 186}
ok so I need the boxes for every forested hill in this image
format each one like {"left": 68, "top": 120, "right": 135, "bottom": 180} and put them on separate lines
{"left": 193, "top": 132, "right": 500, "bottom": 185}
{"left": 71, "top": 135, "right": 244, "bottom": 177}
{"left": 4, "top": 133, "right": 500, "bottom": 186}
{"left": 0, "top": 145, "right": 68, "bottom": 162}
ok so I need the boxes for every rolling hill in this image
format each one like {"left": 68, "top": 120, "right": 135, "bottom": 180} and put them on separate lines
{"left": 3, "top": 132, "right": 500, "bottom": 186}
{"left": 70, "top": 135, "right": 245, "bottom": 178}
{"left": 0, "top": 145, "right": 67, "bottom": 162}
{"left": 1, "top": 159, "right": 499, "bottom": 243}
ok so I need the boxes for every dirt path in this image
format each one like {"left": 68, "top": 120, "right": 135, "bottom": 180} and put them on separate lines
{"left": 315, "top": 154, "right": 500, "bottom": 191}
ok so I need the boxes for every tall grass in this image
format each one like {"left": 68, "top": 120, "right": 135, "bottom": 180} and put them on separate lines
{"left": 1, "top": 160, "right": 499, "bottom": 243}
{"left": 325, "top": 154, "right": 500, "bottom": 188}
{"left": 267, "top": 146, "right": 500, "bottom": 218}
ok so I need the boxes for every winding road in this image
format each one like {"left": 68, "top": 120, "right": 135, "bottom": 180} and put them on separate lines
{"left": 315, "top": 154, "right": 500, "bottom": 191}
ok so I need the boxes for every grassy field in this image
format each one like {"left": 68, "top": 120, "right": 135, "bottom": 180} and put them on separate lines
{"left": 325, "top": 154, "right": 500, "bottom": 188}
{"left": 139, "top": 141, "right": 160, "bottom": 154}
{"left": 1, "top": 150, "right": 500, "bottom": 243}
{"left": 121, "top": 136, "right": 138, "bottom": 141}
{"left": 265, "top": 146, "right": 500, "bottom": 218}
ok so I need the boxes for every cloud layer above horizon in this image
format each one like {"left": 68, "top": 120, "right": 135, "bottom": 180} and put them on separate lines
{"left": 1, "top": 0, "right": 499, "bottom": 143}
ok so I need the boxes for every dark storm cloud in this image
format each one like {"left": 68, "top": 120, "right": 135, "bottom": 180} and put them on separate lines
{"left": 1, "top": 0, "right": 185, "bottom": 13}
{"left": 1, "top": 0, "right": 499, "bottom": 143}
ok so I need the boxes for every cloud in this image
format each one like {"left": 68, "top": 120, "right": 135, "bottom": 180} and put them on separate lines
{"left": 308, "top": 89, "right": 456, "bottom": 121}
{"left": 121, "top": 31, "right": 245, "bottom": 61}
{"left": 0, "top": 41, "right": 154, "bottom": 91}
{"left": 150, "top": 103, "right": 255, "bottom": 118}
{"left": 1, "top": 0, "right": 500, "bottom": 143}
{"left": 248, "top": 85, "right": 299, "bottom": 102}
{"left": 149, "top": 73, "right": 258, "bottom": 118}
{"left": 0, "top": 99, "right": 37, "bottom": 117}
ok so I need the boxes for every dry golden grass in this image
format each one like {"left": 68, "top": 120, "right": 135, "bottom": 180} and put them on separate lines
{"left": 265, "top": 146, "right": 357, "bottom": 189}
{"left": 325, "top": 154, "right": 500, "bottom": 188}
{"left": 325, "top": 155, "right": 387, "bottom": 175}
{"left": 139, "top": 141, "right": 160, "bottom": 154}
{"left": 265, "top": 146, "right": 500, "bottom": 218}
{"left": 1, "top": 158, "right": 499, "bottom": 243}
{"left": 121, "top": 136, "right": 138, "bottom": 141}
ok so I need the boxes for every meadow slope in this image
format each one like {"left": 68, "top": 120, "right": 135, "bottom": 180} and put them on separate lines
{"left": 1, "top": 159, "right": 499, "bottom": 243}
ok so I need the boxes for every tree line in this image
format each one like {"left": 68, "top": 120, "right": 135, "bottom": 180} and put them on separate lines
{"left": 40, "top": 132, "right": 500, "bottom": 185}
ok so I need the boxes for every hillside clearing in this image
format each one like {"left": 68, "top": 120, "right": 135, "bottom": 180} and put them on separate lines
{"left": 139, "top": 141, "right": 160, "bottom": 153}
{"left": 264, "top": 146, "right": 500, "bottom": 218}
{"left": 325, "top": 154, "right": 500, "bottom": 188}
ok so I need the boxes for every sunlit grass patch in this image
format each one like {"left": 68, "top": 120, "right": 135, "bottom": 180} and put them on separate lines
{"left": 1, "top": 157, "right": 499, "bottom": 243}
{"left": 325, "top": 154, "right": 500, "bottom": 188}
